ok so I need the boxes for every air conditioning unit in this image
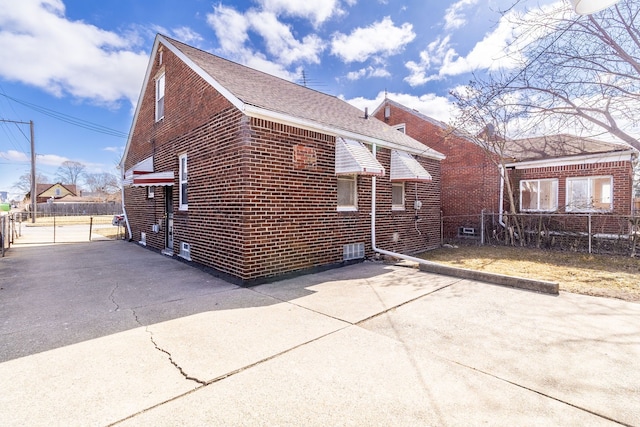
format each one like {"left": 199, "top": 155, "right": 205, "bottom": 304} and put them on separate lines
{"left": 180, "top": 242, "right": 192, "bottom": 261}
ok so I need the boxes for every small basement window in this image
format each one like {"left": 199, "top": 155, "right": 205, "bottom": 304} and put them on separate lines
{"left": 337, "top": 175, "right": 357, "bottom": 211}
{"left": 392, "top": 182, "right": 405, "bottom": 210}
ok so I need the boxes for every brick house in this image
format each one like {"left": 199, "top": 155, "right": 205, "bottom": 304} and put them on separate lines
{"left": 373, "top": 98, "right": 638, "bottom": 238}
{"left": 120, "top": 35, "right": 444, "bottom": 285}
{"left": 372, "top": 98, "right": 500, "bottom": 238}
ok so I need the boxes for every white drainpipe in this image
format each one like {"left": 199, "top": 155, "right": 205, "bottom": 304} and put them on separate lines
{"left": 370, "top": 143, "right": 436, "bottom": 265}
{"left": 118, "top": 168, "right": 132, "bottom": 240}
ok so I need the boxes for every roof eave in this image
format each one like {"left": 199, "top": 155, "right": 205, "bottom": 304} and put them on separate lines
{"left": 505, "top": 149, "right": 637, "bottom": 169}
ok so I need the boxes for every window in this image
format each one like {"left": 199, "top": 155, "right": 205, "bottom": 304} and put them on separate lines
{"left": 179, "top": 153, "right": 188, "bottom": 210}
{"left": 566, "top": 176, "right": 612, "bottom": 212}
{"left": 155, "top": 73, "right": 165, "bottom": 122}
{"left": 520, "top": 179, "right": 558, "bottom": 212}
{"left": 337, "top": 175, "right": 357, "bottom": 211}
{"left": 147, "top": 186, "right": 155, "bottom": 199}
{"left": 393, "top": 124, "right": 406, "bottom": 134}
{"left": 392, "top": 182, "right": 405, "bottom": 210}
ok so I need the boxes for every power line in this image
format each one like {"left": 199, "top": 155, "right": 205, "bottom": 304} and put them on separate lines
{"left": 0, "top": 92, "right": 129, "bottom": 139}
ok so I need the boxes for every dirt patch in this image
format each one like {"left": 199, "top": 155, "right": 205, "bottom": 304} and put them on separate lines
{"left": 418, "top": 244, "right": 640, "bottom": 303}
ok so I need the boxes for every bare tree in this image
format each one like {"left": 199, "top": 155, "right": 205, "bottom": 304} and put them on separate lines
{"left": 85, "top": 172, "right": 119, "bottom": 196}
{"left": 12, "top": 171, "right": 49, "bottom": 195}
{"left": 460, "top": 0, "right": 639, "bottom": 150}
{"left": 55, "top": 160, "right": 86, "bottom": 185}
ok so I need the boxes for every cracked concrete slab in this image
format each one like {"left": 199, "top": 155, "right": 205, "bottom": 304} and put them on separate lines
{"left": 146, "top": 287, "right": 349, "bottom": 383}
{"left": 116, "top": 326, "right": 614, "bottom": 426}
{"left": 0, "top": 327, "right": 197, "bottom": 426}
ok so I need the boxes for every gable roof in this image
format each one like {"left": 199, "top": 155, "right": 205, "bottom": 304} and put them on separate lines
{"left": 121, "top": 35, "right": 444, "bottom": 167}
{"left": 33, "top": 183, "right": 78, "bottom": 198}
{"left": 504, "top": 134, "right": 636, "bottom": 162}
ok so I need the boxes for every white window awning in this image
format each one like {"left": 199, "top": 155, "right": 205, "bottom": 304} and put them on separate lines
{"left": 390, "top": 150, "right": 432, "bottom": 182}
{"left": 335, "top": 137, "right": 385, "bottom": 176}
{"left": 123, "top": 156, "right": 174, "bottom": 187}
{"left": 132, "top": 171, "right": 174, "bottom": 187}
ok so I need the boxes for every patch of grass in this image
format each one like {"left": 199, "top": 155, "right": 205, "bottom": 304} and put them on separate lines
{"left": 418, "top": 244, "right": 640, "bottom": 302}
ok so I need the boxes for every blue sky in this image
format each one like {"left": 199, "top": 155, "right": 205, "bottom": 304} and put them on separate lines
{"left": 0, "top": 0, "right": 556, "bottom": 199}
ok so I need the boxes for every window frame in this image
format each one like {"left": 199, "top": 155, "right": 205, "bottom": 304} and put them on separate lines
{"left": 178, "top": 153, "right": 188, "bottom": 211}
{"left": 566, "top": 175, "right": 613, "bottom": 212}
{"left": 519, "top": 178, "right": 558, "bottom": 212}
{"left": 393, "top": 123, "right": 406, "bottom": 134}
{"left": 391, "top": 182, "right": 405, "bottom": 211}
{"left": 155, "top": 73, "right": 165, "bottom": 122}
{"left": 337, "top": 175, "right": 357, "bottom": 211}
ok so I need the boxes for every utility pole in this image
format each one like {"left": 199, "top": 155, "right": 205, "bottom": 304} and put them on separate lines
{"left": 0, "top": 119, "right": 36, "bottom": 222}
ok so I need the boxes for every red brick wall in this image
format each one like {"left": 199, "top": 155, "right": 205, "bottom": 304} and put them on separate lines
{"left": 124, "top": 42, "right": 442, "bottom": 284}
{"left": 512, "top": 161, "right": 635, "bottom": 215}
{"left": 373, "top": 103, "right": 499, "bottom": 238}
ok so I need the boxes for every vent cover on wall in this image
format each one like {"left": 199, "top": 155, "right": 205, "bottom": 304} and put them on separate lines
{"left": 180, "top": 242, "right": 192, "bottom": 261}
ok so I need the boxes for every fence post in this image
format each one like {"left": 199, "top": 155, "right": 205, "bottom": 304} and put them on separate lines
{"left": 588, "top": 214, "right": 591, "bottom": 253}
{"left": 481, "top": 210, "right": 485, "bottom": 245}
{"left": 89, "top": 216, "right": 93, "bottom": 242}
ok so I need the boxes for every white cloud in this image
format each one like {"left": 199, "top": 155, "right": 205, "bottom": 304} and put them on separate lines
{"left": 331, "top": 17, "right": 415, "bottom": 63}
{"left": 256, "top": 0, "right": 344, "bottom": 27}
{"left": 246, "top": 10, "right": 325, "bottom": 65}
{"left": 346, "top": 66, "right": 390, "bottom": 81}
{"left": 444, "top": 0, "right": 479, "bottom": 31}
{"left": 405, "top": 11, "right": 523, "bottom": 86}
{"left": 0, "top": 150, "right": 29, "bottom": 163}
{"left": 344, "top": 91, "right": 455, "bottom": 124}
{"left": 171, "top": 26, "right": 204, "bottom": 45}
{"left": 0, "top": 0, "right": 149, "bottom": 106}
{"left": 206, "top": 4, "right": 324, "bottom": 80}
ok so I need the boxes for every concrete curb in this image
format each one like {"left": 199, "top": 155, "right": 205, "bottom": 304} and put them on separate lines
{"left": 418, "top": 262, "right": 559, "bottom": 295}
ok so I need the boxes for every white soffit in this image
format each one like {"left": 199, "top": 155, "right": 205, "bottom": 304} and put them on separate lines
{"left": 390, "top": 150, "right": 432, "bottom": 182}
{"left": 132, "top": 171, "right": 175, "bottom": 187}
{"left": 335, "top": 137, "right": 385, "bottom": 176}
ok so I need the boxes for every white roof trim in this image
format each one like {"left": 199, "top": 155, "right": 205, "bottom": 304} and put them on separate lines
{"left": 390, "top": 150, "right": 432, "bottom": 182}
{"left": 505, "top": 150, "right": 636, "bottom": 169}
{"left": 245, "top": 105, "right": 445, "bottom": 160}
{"left": 335, "top": 137, "right": 385, "bottom": 176}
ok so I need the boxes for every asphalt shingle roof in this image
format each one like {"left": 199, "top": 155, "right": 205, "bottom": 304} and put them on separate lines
{"left": 504, "top": 134, "right": 634, "bottom": 162}
{"left": 163, "top": 36, "right": 443, "bottom": 160}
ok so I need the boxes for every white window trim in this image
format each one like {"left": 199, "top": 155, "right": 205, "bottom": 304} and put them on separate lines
{"left": 178, "top": 153, "right": 188, "bottom": 211}
{"left": 155, "top": 73, "right": 165, "bottom": 122}
{"left": 519, "top": 178, "right": 558, "bottom": 212}
{"left": 566, "top": 175, "right": 613, "bottom": 212}
{"left": 337, "top": 175, "right": 357, "bottom": 212}
{"left": 147, "top": 186, "right": 155, "bottom": 199}
{"left": 392, "top": 182, "right": 405, "bottom": 211}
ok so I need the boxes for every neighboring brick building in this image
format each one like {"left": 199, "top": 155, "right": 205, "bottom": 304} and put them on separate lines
{"left": 372, "top": 98, "right": 501, "bottom": 238}
{"left": 120, "top": 35, "right": 444, "bottom": 285}
{"left": 373, "top": 99, "right": 638, "bottom": 238}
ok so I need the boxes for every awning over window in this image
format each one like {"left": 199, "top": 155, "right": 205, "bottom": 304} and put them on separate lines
{"left": 132, "top": 171, "right": 174, "bottom": 187}
{"left": 123, "top": 156, "right": 174, "bottom": 186}
{"left": 390, "top": 150, "right": 432, "bottom": 182}
{"left": 335, "top": 137, "right": 385, "bottom": 176}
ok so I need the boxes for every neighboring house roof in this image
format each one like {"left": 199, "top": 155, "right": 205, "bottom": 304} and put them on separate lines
{"left": 122, "top": 35, "right": 444, "bottom": 167}
{"left": 504, "top": 134, "right": 635, "bottom": 162}
{"left": 32, "top": 183, "right": 78, "bottom": 198}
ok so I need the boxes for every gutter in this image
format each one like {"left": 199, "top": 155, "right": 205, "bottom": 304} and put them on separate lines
{"left": 118, "top": 165, "right": 132, "bottom": 240}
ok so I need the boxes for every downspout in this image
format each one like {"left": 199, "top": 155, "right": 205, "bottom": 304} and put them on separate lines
{"left": 370, "top": 143, "right": 436, "bottom": 265}
{"left": 118, "top": 165, "right": 132, "bottom": 240}
{"left": 498, "top": 164, "right": 506, "bottom": 227}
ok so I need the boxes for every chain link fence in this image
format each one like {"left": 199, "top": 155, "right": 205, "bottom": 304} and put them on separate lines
{"left": 442, "top": 211, "right": 640, "bottom": 257}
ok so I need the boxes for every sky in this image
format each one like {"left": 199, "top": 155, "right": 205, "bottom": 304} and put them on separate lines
{"left": 0, "top": 0, "right": 561, "bottom": 200}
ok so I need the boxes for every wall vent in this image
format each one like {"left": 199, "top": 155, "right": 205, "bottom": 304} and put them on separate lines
{"left": 343, "top": 243, "right": 365, "bottom": 261}
{"left": 180, "top": 242, "right": 192, "bottom": 261}
{"left": 139, "top": 232, "right": 146, "bottom": 246}
{"left": 458, "top": 227, "right": 479, "bottom": 238}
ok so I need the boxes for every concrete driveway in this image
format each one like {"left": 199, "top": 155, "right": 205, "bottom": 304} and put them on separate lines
{"left": 0, "top": 236, "right": 639, "bottom": 426}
